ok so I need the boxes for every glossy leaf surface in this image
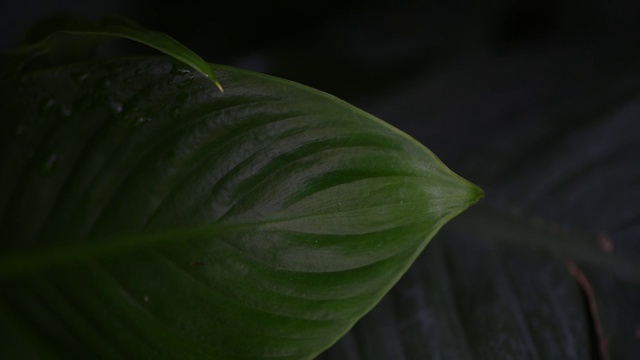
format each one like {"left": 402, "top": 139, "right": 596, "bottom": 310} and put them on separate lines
{"left": 0, "top": 57, "right": 481, "bottom": 359}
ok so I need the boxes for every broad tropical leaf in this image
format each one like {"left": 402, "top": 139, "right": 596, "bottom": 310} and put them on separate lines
{"left": 0, "top": 50, "right": 481, "bottom": 359}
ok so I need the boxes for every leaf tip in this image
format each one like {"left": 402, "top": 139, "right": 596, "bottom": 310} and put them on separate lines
{"left": 471, "top": 183, "right": 485, "bottom": 204}
{"left": 458, "top": 182, "right": 484, "bottom": 214}
{"left": 214, "top": 79, "right": 224, "bottom": 92}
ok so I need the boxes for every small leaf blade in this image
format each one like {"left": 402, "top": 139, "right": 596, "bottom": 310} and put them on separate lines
{"left": 0, "top": 15, "right": 222, "bottom": 90}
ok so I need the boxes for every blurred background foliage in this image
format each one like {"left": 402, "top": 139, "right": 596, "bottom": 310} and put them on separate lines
{"left": 2, "top": 0, "right": 639, "bottom": 359}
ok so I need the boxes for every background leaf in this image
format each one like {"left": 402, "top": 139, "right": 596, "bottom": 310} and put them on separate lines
{"left": 0, "top": 56, "right": 480, "bottom": 359}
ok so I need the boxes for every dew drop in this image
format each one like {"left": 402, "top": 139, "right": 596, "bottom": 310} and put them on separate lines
{"left": 59, "top": 104, "right": 72, "bottom": 118}
{"left": 41, "top": 153, "right": 60, "bottom": 175}
{"left": 108, "top": 100, "right": 123, "bottom": 114}
{"left": 170, "top": 107, "right": 181, "bottom": 120}
{"left": 98, "top": 77, "right": 111, "bottom": 90}
{"left": 130, "top": 116, "right": 151, "bottom": 128}
{"left": 72, "top": 71, "right": 89, "bottom": 83}
{"left": 171, "top": 68, "right": 195, "bottom": 88}
{"left": 38, "top": 97, "right": 56, "bottom": 115}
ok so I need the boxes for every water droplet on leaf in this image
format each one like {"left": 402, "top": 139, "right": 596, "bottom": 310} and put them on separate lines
{"left": 41, "top": 153, "right": 60, "bottom": 175}
{"left": 98, "top": 77, "right": 111, "bottom": 90}
{"left": 38, "top": 97, "right": 56, "bottom": 115}
{"left": 72, "top": 71, "right": 89, "bottom": 83}
{"left": 108, "top": 100, "right": 123, "bottom": 114}
{"left": 131, "top": 116, "right": 151, "bottom": 128}
{"left": 59, "top": 104, "right": 72, "bottom": 118}
{"left": 170, "top": 107, "right": 181, "bottom": 120}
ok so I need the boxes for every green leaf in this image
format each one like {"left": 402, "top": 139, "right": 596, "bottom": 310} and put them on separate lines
{"left": 0, "top": 56, "right": 481, "bottom": 359}
{"left": 318, "top": 53, "right": 640, "bottom": 359}
{"left": 0, "top": 15, "right": 222, "bottom": 91}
